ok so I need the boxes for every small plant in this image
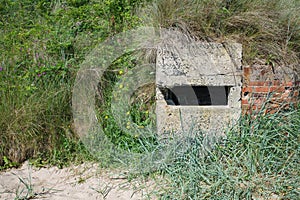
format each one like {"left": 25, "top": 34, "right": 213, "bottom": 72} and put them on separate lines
{"left": 90, "top": 183, "right": 113, "bottom": 199}
{"left": 13, "top": 172, "right": 35, "bottom": 200}
{"left": 13, "top": 172, "right": 58, "bottom": 200}
{"left": 0, "top": 156, "right": 19, "bottom": 170}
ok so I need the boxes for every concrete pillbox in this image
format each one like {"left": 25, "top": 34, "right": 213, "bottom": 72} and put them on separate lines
{"left": 156, "top": 41, "right": 243, "bottom": 135}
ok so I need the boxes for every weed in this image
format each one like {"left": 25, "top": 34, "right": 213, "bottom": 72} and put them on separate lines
{"left": 139, "top": 107, "right": 299, "bottom": 199}
{"left": 0, "top": 0, "right": 299, "bottom": 198}
{"left": 0, "top": 0, "right": 147, "bottom": 167}
{"left": 12, "top": 164, "right": 58, "bottom": 200}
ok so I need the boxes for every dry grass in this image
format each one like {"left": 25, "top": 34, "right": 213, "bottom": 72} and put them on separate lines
{"left": 138, "top": 0, "right": 300, "bottom": 68}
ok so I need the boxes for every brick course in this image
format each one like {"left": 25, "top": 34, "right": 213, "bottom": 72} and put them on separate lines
{"left": 242, "top": 65, "right": 299, "bottom": 115}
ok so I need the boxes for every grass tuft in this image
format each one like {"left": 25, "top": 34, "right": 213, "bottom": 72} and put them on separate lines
{"left": 139, "top": 0, "right": 300, "bottom": 68}
{"left": 121, "top": 106, "right": 299, "bottom": 199}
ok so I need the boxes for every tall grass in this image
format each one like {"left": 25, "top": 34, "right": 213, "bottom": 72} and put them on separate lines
{"left": 0, "top": 0, "right": 145, "bottom": 167}
{"left": 0, "top": 2, "right": 299, "bottom": 199}
{"left": 123, "top": 107, "right": 299, "bottom": 199}
{"left": 139, "top": 0, "right": 300, "bottom": 67}
{"left": 0, "top": 64, "right": 91, "bottom": 168}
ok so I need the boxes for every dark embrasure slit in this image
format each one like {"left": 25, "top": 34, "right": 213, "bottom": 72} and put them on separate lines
{"left": 160, "top": 86, "right": 231, "bottom": 106}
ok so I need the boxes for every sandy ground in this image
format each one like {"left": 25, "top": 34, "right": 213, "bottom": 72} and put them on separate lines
{"left": 0, "top": 161, "right": 159, "bottom": 200}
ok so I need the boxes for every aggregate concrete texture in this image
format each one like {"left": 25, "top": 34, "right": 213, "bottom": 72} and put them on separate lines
{"left": 156, "top": 40, "right": 242, "bottom": 135}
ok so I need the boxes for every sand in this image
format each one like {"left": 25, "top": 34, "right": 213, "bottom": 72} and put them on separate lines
{"left": 0, "top": 161, "right": 159, "bottom": 200}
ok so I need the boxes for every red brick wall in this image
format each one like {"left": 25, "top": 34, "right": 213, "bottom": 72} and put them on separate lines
{"left": 242, "top": 65, "right": 299, "bottom": 115}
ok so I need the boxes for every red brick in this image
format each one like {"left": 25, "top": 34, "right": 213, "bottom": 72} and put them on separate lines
{"left": 242, "top": 110, "right": 250, "bottom": 115}
{"left": 243, "top": 67, "right": 251, "bottom": 85}
{"left": 241, "top": 99, "right": 249, "bottom": 105}
{"left": 241, "top": 65, "right": 299, "bottom": 116}
{"left": 253, "top": 98, "right": 266, "bottom": 104}
{"left": 267, "top": 109, "right": 277, "bottom": 114}
{"left": 271, "top": 92, "right": 283, "bottom": 98}
{"left": 284, "top": 82, "right": 294, "bottom": 87}
{"left": 269, "top": 97, "right": 292, "bottom": 103}
{"left": 252, "top": 93, "right": 267, "bottom": 98}
{"left": 269, "top": 86, "right": 286, "bottom": 92}
{"left": 251, "top": 104, "right": 263, "bottom": 111}
{"left": 242, "top": 87, "right": 252, "bottom": 93}
{"left": 269, "top": 103, "right": 280, "bottom": 108}
{"left": 254, "top": 86, "right": 285, "bottom": 93}
{"left": 249, "top": 80, "right": 281, "bottom": 86}
{"left": 244, "top": 67, "right": 251, "bottom": 76}
{"left": 252, "top": 86, "right": 267, "bottom": 93}
{"left": 280, "top": 90, "right": 292, "bottom": 100}
{"left": 242, "top": 104, "right": 250, "bottom": 110}
{"left": 248, "top": 81, "right": 267, "bottom": 86}
{"left": 243, "top": 86, "right": 288, "bottom": 93}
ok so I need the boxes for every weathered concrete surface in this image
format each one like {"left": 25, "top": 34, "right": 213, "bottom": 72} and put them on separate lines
{"left": 156, "top": 41, "right": 242, "bottom": 135}
{"left": 156, "top": 42, "right": 243, "bottom": 87}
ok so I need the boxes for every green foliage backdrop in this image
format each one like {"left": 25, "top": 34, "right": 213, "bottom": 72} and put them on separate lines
{"left": 0, "top": 0, "right": 299, "bottom": 199}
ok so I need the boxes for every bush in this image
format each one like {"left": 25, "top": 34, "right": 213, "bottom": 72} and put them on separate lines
{"left": 0, "top": 0, "right": 147, "bottom": 167}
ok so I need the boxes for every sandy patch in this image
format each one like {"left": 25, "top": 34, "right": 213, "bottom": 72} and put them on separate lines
{"left": 0, "top": 161, "right": 159, "bottom": 200}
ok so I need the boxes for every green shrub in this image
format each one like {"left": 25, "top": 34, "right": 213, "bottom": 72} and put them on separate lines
{"left": 0, "top": 0, "right": 147, "bottom": 167}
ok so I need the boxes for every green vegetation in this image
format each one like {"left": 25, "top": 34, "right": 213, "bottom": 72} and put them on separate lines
{"left": 0, "top": 0, "right": 299, "bottom": 199}
{"left": 0, "top": 0, "right": 148, "bottom": 168}
{"left": 141, "top": 0, "right": 300, "bottom": 66}
{"left": 154, "top": 108, "right": 300, "bottom": 199}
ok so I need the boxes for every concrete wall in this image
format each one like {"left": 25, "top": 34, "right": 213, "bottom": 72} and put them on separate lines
{"left": 156, "top": 42, "right": 243, "bottom": 135}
